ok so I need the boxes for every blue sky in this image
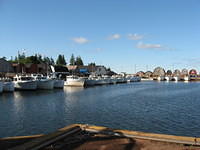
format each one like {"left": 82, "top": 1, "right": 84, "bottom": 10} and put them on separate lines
{"left": 0, "top": 0, "right": 200, "bottom": 73}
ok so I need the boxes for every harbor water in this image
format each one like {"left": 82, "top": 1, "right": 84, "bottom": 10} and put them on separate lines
{"left": 0, "top": 81, "right": 200, "bottom": 138}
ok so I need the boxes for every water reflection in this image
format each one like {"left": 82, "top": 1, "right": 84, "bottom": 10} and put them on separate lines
{"left": 63, "top": 87, "right": 84, "bottom": 93}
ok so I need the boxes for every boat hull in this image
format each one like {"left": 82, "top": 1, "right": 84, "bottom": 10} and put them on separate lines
{"left": 3, "top": 82, "right": 14, "bottom": 92}
{"left": 54, "top": 80, "right": 64, "bottom": 88}
{"left": 14, "top": 81, "right": 37, "bottom": 90}
{"left": 65, "top": 79, "right": 85, "bottom": 87}
{"left": 37, "top": 80, "right": 54, "bottom": 90}
{"left": 85, "top": 79, "right": 96, "bottom": 86}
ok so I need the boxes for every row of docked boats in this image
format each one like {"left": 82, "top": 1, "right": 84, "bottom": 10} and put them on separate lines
{"left": 0, "top": 74, "right": 141, "bottom": 93}
{"left": 0, "top": 74, "right": 64, "bottom": 93}
{"left": 85, "top": 75, "right": 141, "bottom": 86}
{"left": 155, "top": 76, "right": 190, "bottom": 82}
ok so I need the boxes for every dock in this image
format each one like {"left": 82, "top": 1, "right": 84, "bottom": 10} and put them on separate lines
{"left": 1, "top": 124, "right": 200, "bottom": 150}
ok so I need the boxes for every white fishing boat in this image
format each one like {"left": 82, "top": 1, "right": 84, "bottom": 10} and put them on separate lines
{"left": 0, "top": 81, "right": 3, "bottom": 93}
{"left": 65, "top": 76, "right": 85, "bottom": 87}
{"left": 3, "top": 81, "right": 14, "bottom": 92}
{"left": 32, "top": 74, "right": 54, "bottom": 90}
{"left": 13, "top": 75, "right": 37, "bottom": 90}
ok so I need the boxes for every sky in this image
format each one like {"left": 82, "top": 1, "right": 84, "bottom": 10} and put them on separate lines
{"left": 0, "top": 0, "right": 200, "bottom": 73}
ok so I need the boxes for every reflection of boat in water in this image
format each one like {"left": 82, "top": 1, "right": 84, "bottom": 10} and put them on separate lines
{"left": 13, "top": 75, "right": 37, "bottom": 90}
{"left": 0, "top": 81, "right": 3, "bottom": 93}
{"left": 64, "top": 86, "right": 84, "bottom": 93}
{"left": 65, "top": 76, "right": 85, "bottom": 87}
{"left": 32, "top": 74, "right": 54, "bottom": 90}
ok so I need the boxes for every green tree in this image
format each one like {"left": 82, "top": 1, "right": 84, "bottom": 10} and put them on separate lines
{"left": 50, "top": 57, "right": 55, "bottom": 65}
{"left": 56, "top": 54, "right": 66, "bottom": 65}
{"left": 70, "top": 54, "right": 75, "bottom": 65}
{"left": 75, "top": 56, "right": 83, "bottom": 66}
{"left": 88, "top": 62, "right": 96, "bottom": 66}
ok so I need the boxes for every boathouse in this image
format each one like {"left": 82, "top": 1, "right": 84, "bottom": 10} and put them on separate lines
{"left": 173, "top": 69, "right": 181, "bottom": 76}
{"left": 153, "top": 67, "right": 165, "bottom": 77}
{"left": 0, "top": 58, "right": 14, "bottom": 77}
{"left": 189, "top": 69, "right": 198, "bottom": 77}
{"left": 144, "top": 71, "right": 153, "bottom": 78}
{"left": 12, "top": 63, "right": 50, "bottom": 74}
{"left": 136, "top": 71, "right": 145, "bottom": 77}
{"left": 166, "top": 70, "right": 172, "bottom": 76}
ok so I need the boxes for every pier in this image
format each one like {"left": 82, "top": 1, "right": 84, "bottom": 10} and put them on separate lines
{"left": 1, "top": 124, "right": 200, "bottom": 150}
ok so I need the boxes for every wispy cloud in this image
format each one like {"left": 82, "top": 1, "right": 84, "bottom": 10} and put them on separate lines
{"left": 128, "top": 33, "right": 144, "bottom": 40}
{"left": 107, "top": 34, "right": 121, "bottom": 40}
{"left": 137, "top": 42, "right": 162, "bottom": 49}
{"left": 72, "top": 37, "right": 89, "bottom": 44}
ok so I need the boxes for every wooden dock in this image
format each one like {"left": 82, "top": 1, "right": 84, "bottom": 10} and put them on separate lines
{"left": 1, "top": 124, "right": 200, "bottom": 150}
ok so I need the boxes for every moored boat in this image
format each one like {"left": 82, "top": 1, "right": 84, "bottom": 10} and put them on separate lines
{"left": 65, "top": 75, "right": 85, "bottom": 87}
{"left": 13, "top": 75, "right": 37, "bottom": 90}
{"left": 32, "top": 74, "right": 54, "bottom": 90}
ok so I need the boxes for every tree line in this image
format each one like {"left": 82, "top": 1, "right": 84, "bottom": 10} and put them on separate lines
{"left": 7, "top": 53, "right": 84, "bottom": 66}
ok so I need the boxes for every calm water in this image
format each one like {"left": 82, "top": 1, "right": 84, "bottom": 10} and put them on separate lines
{"left": 0, "top": 81, "right": 200, "bottom": 138}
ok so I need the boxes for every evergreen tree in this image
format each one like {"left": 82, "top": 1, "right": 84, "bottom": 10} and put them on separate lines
{"left": 56, "top": 55, "right": 66, "bottom": 65}
{"left": 88, "top": 62, "right": 96, "bottom": 66}
{"left": 50, "top": 57, "right": 55, "bottom": 65}
{"left": 75, "top": 56, "right": 83, "bottom": 66}
{"left": 70, "top": 54, "right": 75, "bottom": 65}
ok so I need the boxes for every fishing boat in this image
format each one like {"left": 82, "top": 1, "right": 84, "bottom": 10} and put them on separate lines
{"left": 13, "top": 75, "right": 37, "bottom": 90}
{"left": 32, "top": 74, "right": 54, "bottom": 90}
{"left": 65, "top": 75, "right": 85, "bottom": 87}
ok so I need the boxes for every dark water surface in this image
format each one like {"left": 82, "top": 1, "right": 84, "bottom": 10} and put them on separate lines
{"left": 0, "top": 81, "right": 200, "bottom": 138}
